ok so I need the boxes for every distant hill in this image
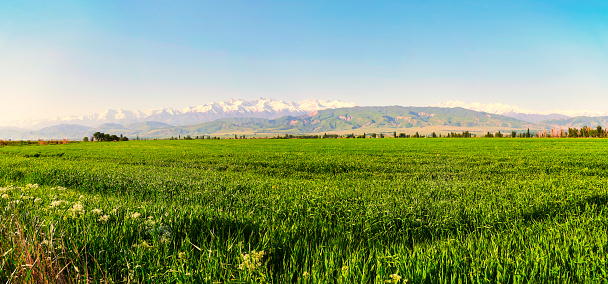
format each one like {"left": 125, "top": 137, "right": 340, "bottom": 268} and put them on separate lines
{"left": 0, "top": 127, "right": 26, "bottom": 139}
{"left": 124, "top": 121, "right": 174, "bottom": 131}
{"left": 8, "top": 124, "right": 92, "bottom": 140}
{"left": 0, "top": 122, "right": 173, "bottom": 141}
{"left": 13, "top": 106, "right": 608, "bottom": 140}
{"left": 140, "top": 106, "right": 538, "bottom": 138}
{"left": 504, "top": 113, "right": 569, "bottom": 123}
{"left": 541, "top": 117, "right": 608, "bottom": 128}
{"left": 434, "top": 100, "right": 606, "bottom": 123}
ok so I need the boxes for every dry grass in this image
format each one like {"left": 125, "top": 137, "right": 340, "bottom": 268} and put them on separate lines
{"left": 1, "top": 214, "right": 69, "bottom": 284}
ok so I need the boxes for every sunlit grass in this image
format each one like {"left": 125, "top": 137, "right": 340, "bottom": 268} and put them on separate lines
{"left": 1, "top": 138, "right": 608, "bottom": 283}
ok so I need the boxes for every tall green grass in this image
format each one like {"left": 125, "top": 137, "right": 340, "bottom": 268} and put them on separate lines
{"left": 1, "top": 139, "right": 608, "bottom": 283}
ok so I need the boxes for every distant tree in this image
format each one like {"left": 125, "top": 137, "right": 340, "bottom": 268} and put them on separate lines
{"left": 495, "top": 131, "right": 503, "bottom": 138}
{"left": 371, "top": 133, "right": 377, "bottom": 138}
{"left": 91, "top": 132, "right": 128, "bottom": 142}
{"left": 526, "top": 128, "right": 531, "bottom": 138}
{"left": 485, "top": 132, "right": 494, "bottom": 138}
{"left": 431, "top": 132, "right": 437, "bottom": 138}
{"left": 511, "top": 131, "right": 517, "bottom": 138}
{"left": 93, "top": 132, "right": 103, "bottom": 141}
{"left": 393, "top": 131, "right": 397, "bottom": 138}
{"left": 414, "top": 132, "right": 420, "bottom": 138}
{"left": 83, "top": 137, "right": 89, "bottom": 142}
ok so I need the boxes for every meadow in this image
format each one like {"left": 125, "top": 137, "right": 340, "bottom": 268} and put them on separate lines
{"left": 1, "top": 138, "right": 608, "bottom": 283}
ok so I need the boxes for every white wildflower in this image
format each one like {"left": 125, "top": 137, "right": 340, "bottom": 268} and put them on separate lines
{"left": 239, "top": 250, "right": 265, "bottom": 271}
{"left": 145, "top": 216, "right": 157, "bottom": 226}
{"left": 148, "top": 224, "right": 172, "bottom": 243}
{"left": 50, "top": 200, "right": 66, "bottom": 207}
{"left": 131, "top": 212, "right": 141, "bottom": 219}
{"left": 99, "top": 215, "right": 110, "bottom": 222}
{"left": 34, "top": 198, "right": 43, "bottom": 203}
{"left": 133, "top": 241, "right": 153, "bottom": 249}
{"left": 71, "top": 202, "right": 84, "bottom": 212}
{"left": 386, "top": 273, "right": 403, "bottom": 283}
{"left": 91, "top": 208, "right": 103, "bottom": 215}
{"left": 342, "top": 265, "right": 349, "bottom": 275}
{"left": 67, "top": 202, "right": 84, "bottom": 217}
{"left": 159, "top": 227, "right": 172, "bottom": 243}
{"left": 1, "top": 194, "right": 8, "bottom": 199}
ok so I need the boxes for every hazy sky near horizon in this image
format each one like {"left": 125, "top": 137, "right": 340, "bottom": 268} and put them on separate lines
{"left": 1, "top": 1, "right": 607, "bottom": 123}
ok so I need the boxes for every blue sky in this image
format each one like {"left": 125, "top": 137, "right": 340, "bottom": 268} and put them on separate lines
{"left": 1, "top": 1, "right": 607, "bottom": 122}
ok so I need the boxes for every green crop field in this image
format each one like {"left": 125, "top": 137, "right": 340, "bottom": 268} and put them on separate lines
{"left": 1, "top": 138, "right": 608, "bottom": 283}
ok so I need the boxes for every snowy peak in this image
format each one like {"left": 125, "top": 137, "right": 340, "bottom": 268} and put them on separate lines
{"left": 1, "top": 98, "right": 356, "bottom": 129}
{"left": 298, "top": 99, "right": 356, "bottom": 111}
{"left": 97, "top": 109, "right": 143, "bottom": 120}
{"left": 181, "top": 98, "right": 355, "bottom": 114}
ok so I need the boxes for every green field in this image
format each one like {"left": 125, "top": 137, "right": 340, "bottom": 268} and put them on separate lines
{"left": 1, "top": 139, "right": 608, "bottom": 283}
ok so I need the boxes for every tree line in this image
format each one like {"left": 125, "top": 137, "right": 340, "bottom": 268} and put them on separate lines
{"left": 77, "top": 126, "right": 608, "bottom": 141}
{"left": 271, "top": 131, "right": 477, "bottom": 139}
{"left": 567, "top": 126, "right": 606, "bottom": 138}
{"left": 482, "top": 126, "right": 608, "bottom": 138}
{"left": 85, "top": 132, "right": 129, "bottom": 142}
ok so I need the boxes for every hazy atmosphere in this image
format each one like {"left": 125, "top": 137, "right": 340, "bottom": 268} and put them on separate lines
{"left": 4, "top": 2, "right": 608, "bottom": 283}
{"left": 1, "top": 1, "right": 607, "bottom": 123}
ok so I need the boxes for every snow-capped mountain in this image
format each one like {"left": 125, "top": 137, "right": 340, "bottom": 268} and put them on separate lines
{"left": 1, "top": 98, "right": 356, "bottom": 130}
{"left": 433, "top": 101, "right": 608, "bottom": 123}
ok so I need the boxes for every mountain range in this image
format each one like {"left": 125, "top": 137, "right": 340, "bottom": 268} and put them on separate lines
{"left": 434, "top": 101, "right": 608, "bottom": 123}
{"left": 1, "top": 98, "right": 608, "bottom": 140}
{"left": 1, "top": 98, "right": 356, "bottom": 130}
